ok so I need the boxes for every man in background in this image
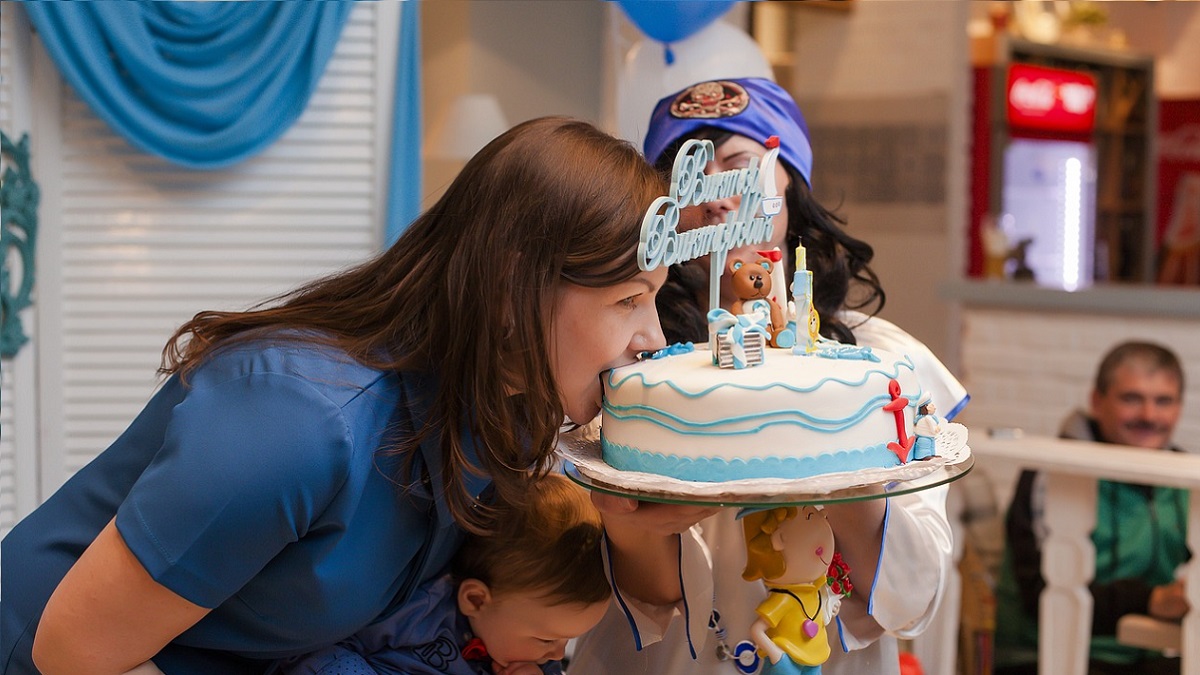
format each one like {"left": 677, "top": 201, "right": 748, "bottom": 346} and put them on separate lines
{"left": 994, "top": 340, "right": 1191, "bottom": 675}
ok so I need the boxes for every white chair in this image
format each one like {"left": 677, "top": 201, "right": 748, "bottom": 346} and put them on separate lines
{"left": 1117, "top": 614, "right": 1182, "bottom": 654}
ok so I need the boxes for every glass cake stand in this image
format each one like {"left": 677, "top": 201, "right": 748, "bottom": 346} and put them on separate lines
{"left": 558, "top": 423, "right": 974, "bottom": 507}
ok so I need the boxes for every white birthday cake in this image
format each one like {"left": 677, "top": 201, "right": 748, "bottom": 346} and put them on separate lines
{"left": 603, "top": 136, "right": 952, "bottom": 484}
{"left": 600, "top": 342, "right": 932, "bottom": 482}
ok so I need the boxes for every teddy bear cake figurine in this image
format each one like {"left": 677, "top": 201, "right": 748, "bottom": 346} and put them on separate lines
{"left": 728, "top": 255, "right": 790, "bottom": 348}
{"left": 741, "top": 506, "right": 853, "bottom": 675}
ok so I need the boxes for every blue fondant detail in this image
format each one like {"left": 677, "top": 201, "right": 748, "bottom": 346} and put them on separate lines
{"left": 644, "top": 342, "right": 696, "bottom": 360}
{"left": 762, "top": 655, "right": 819, "bottom": 675}
{"left": 604, "top": 393, "right": 898, "bottom": 435}
{"left": 607, "top": 355, "right": 917, "bottom": 399}
{"left": 816, "top": 344, "right": 880, "bottom": 362}
{"left": 601, "top": 441, "right": 902, "bottom": 481}
{"left": 910, "top": 435, "right": 936, "bottom": 461}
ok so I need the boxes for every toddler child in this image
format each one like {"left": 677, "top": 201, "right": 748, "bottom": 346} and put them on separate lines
{"left": 280, "top": 473, "right": 611, "bottom": 675}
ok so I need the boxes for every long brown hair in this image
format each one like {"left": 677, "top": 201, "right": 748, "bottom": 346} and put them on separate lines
{"left": 161, "top": 117, "right": 665, "bottom": 532}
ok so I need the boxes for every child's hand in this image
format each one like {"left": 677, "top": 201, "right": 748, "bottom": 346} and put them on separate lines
{"left": 491, "top": 660, "right": 544, "bottom": 675}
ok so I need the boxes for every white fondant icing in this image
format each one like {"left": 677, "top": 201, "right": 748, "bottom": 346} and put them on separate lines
{"left": 601, "top": 346, "right": 925, "bottom": 483}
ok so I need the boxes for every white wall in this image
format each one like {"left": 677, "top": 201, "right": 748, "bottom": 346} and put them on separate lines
{"left": 780, "top": 1, "right": 972, "bottom": 371}
{"left": 959, "top": 305, "right": 1200, "bottom": 511}
{"left": 1099, "top": 2, "right": 1200, "bottom": 98}
{"left": 469, "top": 1, "right": 606, "bottom": 125}
{"left": 421, "top": 0, "right": 607, "bottom": 207}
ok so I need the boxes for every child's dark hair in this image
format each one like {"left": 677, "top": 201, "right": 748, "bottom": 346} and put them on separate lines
{"left": 451, "top": 473, "right": 610, "bottom": 606}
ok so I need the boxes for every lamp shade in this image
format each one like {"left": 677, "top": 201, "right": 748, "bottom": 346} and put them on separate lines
{"left": 427, "top": 93, "right": 510, "bottom": 160}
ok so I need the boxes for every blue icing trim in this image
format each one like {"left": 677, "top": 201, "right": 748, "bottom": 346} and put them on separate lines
{"left": 606, "top": 354, "right": 918, "bottom": 398}
{"left": 603, "top": 394, "right": 895, "bottom": 435}
{"left": 602, "top": 440, "right": 902, "bottom": 481}
{"left": 815, "top": 344, "right": 881, "bottom": 362}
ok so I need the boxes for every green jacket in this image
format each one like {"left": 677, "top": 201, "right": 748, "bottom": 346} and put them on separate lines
{"left": 994, "top": 412, "right": 1190, "bottom": 667}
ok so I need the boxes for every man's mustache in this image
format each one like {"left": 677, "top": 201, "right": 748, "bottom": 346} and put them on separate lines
{"left": 1124, "top": 420, "right": 1170, "bottom": 433}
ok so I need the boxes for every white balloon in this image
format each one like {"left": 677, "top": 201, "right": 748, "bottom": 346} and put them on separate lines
{"left": 617, "top": 20, "right": 775, "bottom": 150}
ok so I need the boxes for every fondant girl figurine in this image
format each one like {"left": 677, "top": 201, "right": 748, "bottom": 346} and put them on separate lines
{"left": 1, "top": 117, "right": 675, "bottom": 675}
{"left": 742, "top": 506, "right": 839, "bottom": 675}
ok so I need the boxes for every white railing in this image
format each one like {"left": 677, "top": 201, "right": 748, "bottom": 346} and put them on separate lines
{"left": 971, "top": 434, "right": 1200, "bottom": 675}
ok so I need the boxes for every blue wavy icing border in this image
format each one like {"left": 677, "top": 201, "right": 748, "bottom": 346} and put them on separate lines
{"left": 602, "top": 440, "right": 902, "bottom": 482}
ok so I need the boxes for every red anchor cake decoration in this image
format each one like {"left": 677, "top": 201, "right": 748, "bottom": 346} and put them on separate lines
{"left": 883, "top": 379, "right": 915, "bottom": 463}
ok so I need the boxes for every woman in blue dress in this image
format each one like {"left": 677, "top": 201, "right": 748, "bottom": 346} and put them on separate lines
{"left": 1, "top": 116, "right": 672, "bottom": 675}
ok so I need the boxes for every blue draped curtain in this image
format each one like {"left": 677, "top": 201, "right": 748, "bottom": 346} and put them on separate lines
{"left": 23, "top": 0, "right": 422, "bottom": 245}
{"left": 387, "top": 1, "right": 421, "bottom": 244}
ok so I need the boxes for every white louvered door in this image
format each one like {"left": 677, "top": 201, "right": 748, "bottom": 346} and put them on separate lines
{"left": 1, "top": 3, "right": 39, "bottom": 537}
{"left": 1, "top": 2, "right": 401, "bottom": 537}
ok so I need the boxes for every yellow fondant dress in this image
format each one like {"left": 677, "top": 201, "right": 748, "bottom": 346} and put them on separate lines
{"left": 756, "top": 580, "right": 830, "bottom": 669}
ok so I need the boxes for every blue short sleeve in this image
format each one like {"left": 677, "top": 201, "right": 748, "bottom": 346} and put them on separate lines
{"left": 116, "top": 371, "right": 354, "bottom": 608}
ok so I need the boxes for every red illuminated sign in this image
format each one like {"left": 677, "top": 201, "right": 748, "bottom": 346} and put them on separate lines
{"left": 1006, "top": 63, "right": 1097, "bottom": 135}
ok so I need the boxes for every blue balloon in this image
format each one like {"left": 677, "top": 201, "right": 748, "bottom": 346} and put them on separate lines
{"left": 613, "top": 0, "right": 738, "bottom": 44}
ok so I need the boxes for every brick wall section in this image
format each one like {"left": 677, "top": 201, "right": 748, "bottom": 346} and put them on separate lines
{"left": 956, "top": 307, "right": 1200, "bottom": 507}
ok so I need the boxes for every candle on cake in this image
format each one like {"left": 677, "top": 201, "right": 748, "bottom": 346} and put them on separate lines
{"left": 791, "top": 241, "right": 817, "bottom": 354}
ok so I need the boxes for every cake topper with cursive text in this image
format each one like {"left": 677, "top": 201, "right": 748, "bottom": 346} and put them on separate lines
{"left": 638, "top": 137, "right": 783, "bottom": 312}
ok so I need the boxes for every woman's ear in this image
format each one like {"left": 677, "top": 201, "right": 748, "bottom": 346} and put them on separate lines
{"left": 457, "top": 578, "right": 492, "bottom": 617}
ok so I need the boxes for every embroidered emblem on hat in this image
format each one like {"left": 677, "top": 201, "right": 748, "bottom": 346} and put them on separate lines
{"left": 669, "top": 80, "right": 750, "bottom": 119}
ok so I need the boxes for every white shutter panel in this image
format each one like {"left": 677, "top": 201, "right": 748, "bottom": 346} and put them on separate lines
{"left": 1, "top": 0, "right": 18, "bottom": 534}
{"left": 19, "top": 1, "right": 399, "bottom": 511}
{"left": 1, "top": 4, "right": 39, "bottom": 535}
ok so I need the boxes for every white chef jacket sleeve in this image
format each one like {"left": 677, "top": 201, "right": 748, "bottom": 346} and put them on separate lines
{"left": 833, "top": 484, "right": 953, "bottom": 650}
{"left": 558, "top": 417, "right": 715, "bottom": 657}
{"left": 830, "top": 311, "right": 966, "bottom": 649}
{"left": 598, "top": 523, "right": 714, "bottom": 655}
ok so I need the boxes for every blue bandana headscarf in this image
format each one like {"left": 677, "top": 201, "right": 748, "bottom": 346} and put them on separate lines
{"left": 643, "top": 78, "right": 814, "bottom": 188}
